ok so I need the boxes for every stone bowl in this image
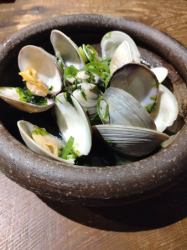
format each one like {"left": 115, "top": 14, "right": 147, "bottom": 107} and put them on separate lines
{"left": 0, "top": 14, "right": 187, "bottom": 206}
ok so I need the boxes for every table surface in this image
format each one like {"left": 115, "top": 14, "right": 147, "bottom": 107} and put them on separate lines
{"left": 0, "top": 0, "right": 187, "bottom": 249}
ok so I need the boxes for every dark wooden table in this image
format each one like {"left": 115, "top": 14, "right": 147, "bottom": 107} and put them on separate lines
{"left": 0, "top": 1, "right": 187, "bottom": 249}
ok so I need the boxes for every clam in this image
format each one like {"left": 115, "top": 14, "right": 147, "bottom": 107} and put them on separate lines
{"left": 17, "top": 120, "right": 75, "bottom": 163}
{"left": 18, "top": 45, "right": 62, "bottom": 96}
{"left": 110, "top": 41, "right": 140, "bottom": 74}
{"left": 18, "top": 45, "right": 62, "bottom": 95}
{"left": 109, "top": 63, "right": 159, "bottom": 111}
{"left": 50, "top": 29, "right": 84, "bottom": 70}
{"left": 101, "top": 31, "right": 141, "bottom": 62}
{"left": 55, "top": 92, "right": 92, "bottom": 156}
{"left": 0, "top": 87, "right": 54, "bottom": 113}
{"left": 96, "top": 124, "right": 169, "bottom": 157}
{"left": 100, "top": 87, "right": 156, "bottom": 129}
{"left": 72, "top": 83, "right": 100, "bottom": 117}
{"left": 0, "top": 45, "right": 62, "bottom": 113}
{"left": 150, "top": 84, "right": 179, "bottom": 132}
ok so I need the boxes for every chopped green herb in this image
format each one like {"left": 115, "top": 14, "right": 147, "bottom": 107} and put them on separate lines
{"left": 104, "top": 32, "right": 112, "bottom": 40}
{"left": 153, "top": 81, "right": 159, "bottom": 88}
{"left": 78, "top": 46, "right": 87, "bottom": 63}
{"left": 84, "top": 58, "right": 111, "bottom": 89}
{"left": 151, "top": 95, "right": 157, "bottom": 101}
{"left": 80, "top": 89, "right": 87, "bottom": 101}
{"left": 58, "top": 42, "right": 111, "bottom": 93}
{"left": 145, "top": 95, "right": 158, "bottom": 113}
{"left": 32, "top": 127, "right": 49, "bottom": 136}
{"left": 56, "top": 51, "right": 65, "bottom": 73}
{"left": 55, "top": 92, "right": 74, "bottom": 106}
{"left": 82, "top": 44, "right": 99, "bottom": 62}
{"left": 63, "top": 92, "right": 74, "bottom": 106}
{"left": 16, "top": 87, "right": 47, "bottom": 106}
{"left": 145, "top": 103, "right": 154, "bottom": 113}
{"left": 58, "top": 136, "right": 79, "bottom": 160}
{"left": 48, "top": 86, "right": 53, "bottom": 91}
{"left": 90, "top": 113, "right": 102, "bottom": 125}
{"left": 64, "top": 65, "right": 78, "bottom": 80}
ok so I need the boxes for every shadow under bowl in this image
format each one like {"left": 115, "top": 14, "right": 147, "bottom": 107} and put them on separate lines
{"left": 0, "top": 14, "right": 187, "bottom": 206}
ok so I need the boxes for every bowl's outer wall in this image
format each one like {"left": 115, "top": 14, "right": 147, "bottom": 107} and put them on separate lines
{"left": 0, "top": 14, "right": 187, "bottom": 206}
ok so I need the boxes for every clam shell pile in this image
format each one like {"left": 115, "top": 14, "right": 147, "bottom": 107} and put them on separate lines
{"left": 0, "top": 30, "right": 179, "bottom": 165}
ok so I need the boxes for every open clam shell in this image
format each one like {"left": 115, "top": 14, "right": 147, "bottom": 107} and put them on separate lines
{"left": 151, "top": 84, "right": 179, "bottom": 132}
{"left": 101, "top": 87, "right": 156, "bottom": 129}
{"left": 55, "top": 92, "right": 92, "bottom": 156}
{"left": 96, "top": 124, "right": 169, "bottom": 157}
{"left": 17, "top": 120, "right": 74, "bottom": 163}
{"left": 109, "top": 63, "right": 159, "bottom": 111}
{"left": 50, "top": 29, "right": 84, "bottom": 70}
{"left": 0, "top": 87, "right": 54, "bottom": 113}
{"left": 18, "top": 45, "right": 62, "bottom": 96}
{"left": 110, "top": 40, "right": 140, "bottom": 74}
{"left": 101, "top": 30, "right": 141, "bottom": 62}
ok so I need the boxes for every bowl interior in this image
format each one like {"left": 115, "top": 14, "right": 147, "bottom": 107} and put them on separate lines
{"left": 0, "top": 23, "right": 186, "bottom": 167}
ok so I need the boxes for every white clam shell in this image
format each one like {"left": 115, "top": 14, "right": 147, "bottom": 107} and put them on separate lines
{"left": 0, "top": 87, "right": 54, "bottom": 113}
{"left": 18, "top": 45, "right": 62, "bottom": 96}
{"left": 151, "top": 84, "right": 179, "bottom": 132}
{"left": 96, "top": 124, "right": 169, "bottom": 157}
{"left": 50, "top": 29, "right": 84, "bottom": 70}
{"left": 55, "top": 93, "right": 92, "bottom": 156}
{"left": 151, "top": 67, "right": 168, "bottom": 83}
{"left": 103, "top": 87, "right": 156, "bottom": 129}
{"left": 17, "top": 120, "right": 74, "bottom": 163}
{"left": 101, "top": 31, "right": 141, "bottom": 60}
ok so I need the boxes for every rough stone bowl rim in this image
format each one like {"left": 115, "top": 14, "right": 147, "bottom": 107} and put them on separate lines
{"left": 0, "top": 14, "right": 187, "bottom": 205}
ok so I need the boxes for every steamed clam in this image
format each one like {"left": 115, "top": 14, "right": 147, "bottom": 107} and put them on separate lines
{"left": 150, "top": 84, "right": 179, "bottom": 132}
{"left": 0, "top": 87, "right": 54, "bottom": 113}
{"left": 99, "top": 87, "right": 156, "bottom": 129}
{"left": 101, "top": 31, "right": 141, "bottom": 75}
{"left": 96, "top": 124, "right": 169, "bottom": 157}
{"left": 0, "top": 45, "right": 62, "bottom": 113}
{"left": 17, "top": 91, "right": 92, "bottom": 162}
{"left": 55, "top": 92, "right": 92, "bottom": 156}
{"left": 50, "top": 29, "right": 84, "bottom": 69}
{"left": 18, "top": 45, "right": 62, "bottom": 96}
{"left": 101, "top": 31, "right": 141, "bottom": 62}
{"left": 109, "top": 40, "right": 140, "bottom": 74}
{"left": 96, "top": 87, "right": 170, "bottom": 157}
{"left": 17, "top": 120, "right": 75, "bottom": 163}
{"left": 148, "top": 67, "right": 179, "bottom": 132}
